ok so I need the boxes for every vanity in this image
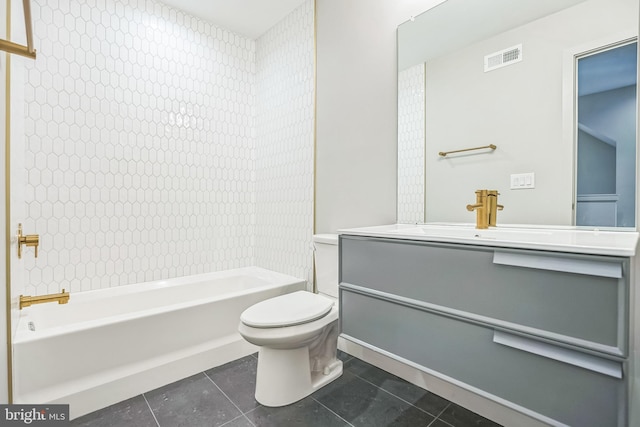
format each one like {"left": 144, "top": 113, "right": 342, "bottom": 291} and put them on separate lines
{"left": 385, "top": 0, "right": 640, "bottom": 423}
{"left": 338, "top": 224, "right": 639, "bottom": 427}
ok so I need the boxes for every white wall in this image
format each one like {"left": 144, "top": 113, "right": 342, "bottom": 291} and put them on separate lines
{"left": 18, "top": 0, "right": 315, "bottom": 296}
{"left": 22, "top": 0, "right": 255, "bottom": 294}
{"left": 315, "top": 0, "right": 444, "bottom": 233}
{"left": 255, "top": 0, "right": 315, "bottom": 285}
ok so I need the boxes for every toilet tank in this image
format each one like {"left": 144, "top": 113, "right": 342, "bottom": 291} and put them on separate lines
{"left": 313, "top": 234, "right": 338, "bottom": 298}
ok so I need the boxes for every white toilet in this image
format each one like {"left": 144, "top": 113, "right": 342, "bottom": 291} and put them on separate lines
{"left": 238, "top": 234, "right": 342, "bottom": 407}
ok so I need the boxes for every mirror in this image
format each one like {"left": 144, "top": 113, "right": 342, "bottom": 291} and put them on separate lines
{"left": 397, "top": 0, "right": 639, "bottom": 228}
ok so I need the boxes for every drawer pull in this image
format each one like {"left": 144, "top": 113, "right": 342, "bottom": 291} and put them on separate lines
{"left": 493, "top": 331, "right": 622, "bottom": 378}
{"left": 493, "top": 251, "right": 622, "bottom": 278}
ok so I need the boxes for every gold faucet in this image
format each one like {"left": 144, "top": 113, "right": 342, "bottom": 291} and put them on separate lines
{"left": 466, "top": 189, "right": 503, "bottom": 229}
{"left": 486, "top": 190, "right": 504, "bottom": 227}
{"left": 17, "top": 223, "right": 39, "bottom": 259}
{"left": 19, "top": 289, "right": 69, "bottom": 310}
{"left": 467, "top": 189, "right": 489, "bottom": 229}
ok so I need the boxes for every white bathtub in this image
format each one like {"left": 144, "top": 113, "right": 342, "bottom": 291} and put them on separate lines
{"left": 13, "top": 267, "right": 306, "bottom": 419}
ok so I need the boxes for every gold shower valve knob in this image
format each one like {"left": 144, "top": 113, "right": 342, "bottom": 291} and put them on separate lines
{"left": 17, "top": 223, "right": 40, "bottom": 259}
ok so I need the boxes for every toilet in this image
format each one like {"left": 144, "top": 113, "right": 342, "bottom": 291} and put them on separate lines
{"left": 238, "top": 234, "right": 342, "bottom": 407}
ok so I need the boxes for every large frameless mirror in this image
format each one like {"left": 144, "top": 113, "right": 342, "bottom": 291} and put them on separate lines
{"left": 397, "top": 0, "right": 639, "bottom": 229}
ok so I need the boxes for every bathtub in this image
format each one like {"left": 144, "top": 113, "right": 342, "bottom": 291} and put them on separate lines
{"left": 13, "top": 267, "right": 306, "bottom": 419}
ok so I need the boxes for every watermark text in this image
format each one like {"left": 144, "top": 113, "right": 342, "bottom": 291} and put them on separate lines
{"left": 1, "top": 405, "right": 69, "bottom": 426}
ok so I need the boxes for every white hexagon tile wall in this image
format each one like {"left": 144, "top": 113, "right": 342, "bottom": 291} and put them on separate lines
{"left": 20, "top": 0, "right": 315, "bottom": 295}
{"left": 397, "top": 63, "right": 425, "bottom": 224}
{"left": 255, "top": 1, "right": 314, "bottom": 286}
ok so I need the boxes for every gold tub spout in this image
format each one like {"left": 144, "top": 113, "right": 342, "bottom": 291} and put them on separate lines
{"left": 19, "top": 289, "right": 69, "bottom": 310}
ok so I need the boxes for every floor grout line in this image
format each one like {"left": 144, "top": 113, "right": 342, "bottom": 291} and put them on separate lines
{"left": 424, "top": 402, "right": 453, "bottom": 427}
{"left": 311, "top": 396, "right": 356, "bottom": 427}
{"left": 203, "top": 370, "right": 247, "bottom": 418}
{"left": 338, "top": 351, "right": 353, "bottom": 364}
{"left": 432, "top": 402, "right": 454, "bottom": 427}
{"left": 73, "top": 355, "right": 494, "bottom": 427}
{"left": 435, "top": 402, "right": 452, "bottom": 418}
{"left": 142, "top": 393, "right": 161, "bottom": 427}
{"left": 242, "top": 407, "right": 260, "bottom": 427}
{"left": 347, "top": 364, "right": 499, "bottom": 427}
{"left": 218, "top": 413, "right": 255, "bottom": 427}
{"left": 245, "top": 414, "right": 257, "bottom": 427}
{"left": 347, "top": 369, "right": 443, "bottom": 420}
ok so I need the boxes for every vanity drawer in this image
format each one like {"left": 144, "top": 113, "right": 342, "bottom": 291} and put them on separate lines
{"left": 340, "top": 290, "right": 626, "bottom": 427}
{"left": 340, "top": 235, "right": 628, "bottom": 356}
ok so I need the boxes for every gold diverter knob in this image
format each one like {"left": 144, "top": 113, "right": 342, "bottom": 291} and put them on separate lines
{"left": 17, "top": 223, "right": 39, "bottom": 259}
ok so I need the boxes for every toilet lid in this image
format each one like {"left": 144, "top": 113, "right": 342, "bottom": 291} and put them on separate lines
{"left": 240, "top": 291, "right": 334, "bottom": 328}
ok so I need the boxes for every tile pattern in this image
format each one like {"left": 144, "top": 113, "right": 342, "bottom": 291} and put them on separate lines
{"left": 397, "top": 63, "right": 426, "bottom": 224}
{"left": 71, "top": 353, "right": 503, "bottom": 427}
{"left": 21, "top": 0, "right": 315, "bottom": 295}
{"left": 23, "top": 0, "right": 255, "bottom": 294}
{"left": 254, "top": 0, "right": 315, "bottom": 286}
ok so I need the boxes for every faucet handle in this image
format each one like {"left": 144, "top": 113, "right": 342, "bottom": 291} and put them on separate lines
{"left": 486, "top": 190, "right": 504, "bottom": 227}
{"left": 468, "top": 190, "right": 490, "bottom": 229}
{"left": 17, "top": 223, "right": 40, "bottom": 259}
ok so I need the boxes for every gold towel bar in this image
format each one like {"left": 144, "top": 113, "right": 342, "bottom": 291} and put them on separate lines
{"left": 0, "top": 0, "right": 36, "bottom": 59}
{"left": 439, "top": 144, "right": 497, "bottom": 157}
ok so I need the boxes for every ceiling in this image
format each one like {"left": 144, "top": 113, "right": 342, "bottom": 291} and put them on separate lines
{"left": 157, "top": 0, "right": 308, "bottom": 39}
{"left": 398, "top": 0, "right": 588, "bottom": 70}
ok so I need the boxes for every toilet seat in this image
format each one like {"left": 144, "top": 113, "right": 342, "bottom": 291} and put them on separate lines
{"left": 240, "top": 291, "right": 334, "bottom": 328}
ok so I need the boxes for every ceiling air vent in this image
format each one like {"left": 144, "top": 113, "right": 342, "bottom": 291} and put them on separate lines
{"left": 484, "top": 44, "right": 522, "bottom": 72}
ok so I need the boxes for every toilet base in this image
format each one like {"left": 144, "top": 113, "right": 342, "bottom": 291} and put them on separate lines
{"left": 255, "top": 346, "right": 343, "bottom": 407}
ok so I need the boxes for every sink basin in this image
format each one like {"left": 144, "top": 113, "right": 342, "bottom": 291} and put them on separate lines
{"left": 338, "top": 223, "right": 639, "bottom": 256}
{"left": 386, "top": 225, "right": 554, "bottom": 240}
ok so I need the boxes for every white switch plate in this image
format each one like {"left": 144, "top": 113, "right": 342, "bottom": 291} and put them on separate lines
{"left": 510, "top": 172, "right": 535, "bottom": 189}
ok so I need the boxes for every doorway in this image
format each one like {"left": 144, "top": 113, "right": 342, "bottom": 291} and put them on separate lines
{"left": 575, "top": 41, "right": 637, "bottom": 227}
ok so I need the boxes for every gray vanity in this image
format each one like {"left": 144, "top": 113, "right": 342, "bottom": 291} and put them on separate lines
{"left": 338, "top": 224, "right": 639, "bottom": 427}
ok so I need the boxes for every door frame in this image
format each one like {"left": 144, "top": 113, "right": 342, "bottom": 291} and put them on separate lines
{"left": 562, "top": 30, "right": 638, "bottom": 228}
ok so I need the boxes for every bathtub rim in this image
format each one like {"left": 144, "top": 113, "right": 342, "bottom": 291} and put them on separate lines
{"left": 14, "top": 266, "right": 307, "bottom": 343}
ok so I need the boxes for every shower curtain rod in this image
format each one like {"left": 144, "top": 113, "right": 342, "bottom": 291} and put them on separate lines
{"left": 0, "top": 0, "right": 36, "bottom": 59}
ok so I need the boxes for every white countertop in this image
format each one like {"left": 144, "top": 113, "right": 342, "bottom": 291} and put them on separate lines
{"left": 338, "top": 223, "right": 640, "bottom": 257}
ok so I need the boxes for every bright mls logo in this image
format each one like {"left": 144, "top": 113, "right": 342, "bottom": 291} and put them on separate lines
{"left": 0, "top": 405, "right": 69, "bottom": 426}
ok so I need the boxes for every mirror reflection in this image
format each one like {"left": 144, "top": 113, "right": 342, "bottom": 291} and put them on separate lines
{"left": 397, "top": 0, "right": 638, "bottom": 228}
{"left": 576, "top": 42, "right": 637, "bottom": 227}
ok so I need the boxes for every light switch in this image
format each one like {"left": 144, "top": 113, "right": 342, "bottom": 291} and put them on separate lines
{"left": 510, "top": 172, "right": 535, "bottom": 189}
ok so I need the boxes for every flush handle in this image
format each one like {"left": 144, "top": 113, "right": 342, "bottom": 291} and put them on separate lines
{"left": 17, "top": 223, "right": 39, "bottom": 259}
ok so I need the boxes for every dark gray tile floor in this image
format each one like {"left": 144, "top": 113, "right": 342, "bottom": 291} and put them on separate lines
{"left": 71, "top": 352, "right": 502, "bottom": 427}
